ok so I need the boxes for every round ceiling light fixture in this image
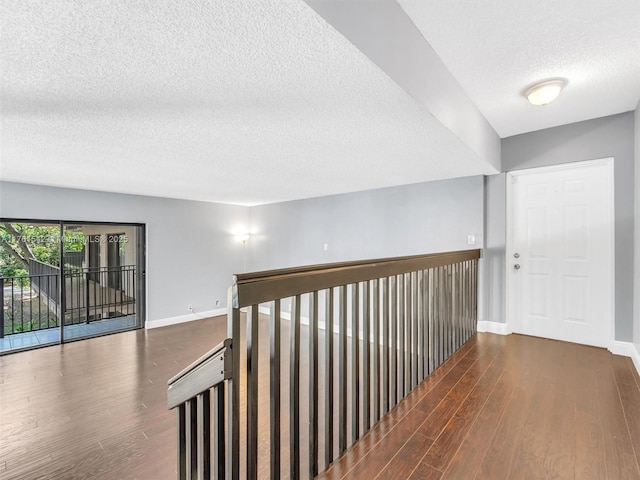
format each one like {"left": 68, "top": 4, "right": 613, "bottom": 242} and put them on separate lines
{"left": 525, "top": 79, "right": 566, "bottom": 106}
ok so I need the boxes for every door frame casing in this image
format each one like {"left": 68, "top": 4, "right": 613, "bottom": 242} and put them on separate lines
{"left": 505, "top": 157, "right": 615, "bottom": 347}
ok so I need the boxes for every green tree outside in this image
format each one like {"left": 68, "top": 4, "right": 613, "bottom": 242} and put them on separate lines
{"left": 0, "top": 223, "right": 85, "bottom": 278}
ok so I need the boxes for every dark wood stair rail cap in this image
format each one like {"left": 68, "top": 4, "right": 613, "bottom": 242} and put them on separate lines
{"left": 232, "top": 249, "right": 481, "bottom": 308}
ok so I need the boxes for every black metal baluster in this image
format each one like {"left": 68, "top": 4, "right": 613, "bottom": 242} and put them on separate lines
{"left": 444, "top": 266, "right": 449, "bottom": 361}
{"left": 381, "top": 277, "right": 389, "bottom": 415}
{"left": 188, "top": 398, "right": 198, "bottom": 479}
{"left": 85, "top": 270, "right": 90, "bottom": 324}
{"left": 434, "top": 267, "right": 440, "bottom": 369}
{"left": 411, "top": 272, "right": 420, "bottom": 390}
{"left": 405, "top": 273, "right": 411, "bottom": 397}
{"left": 246, "top": 305, "right": 259, "bottom": 480}
{"left": 351, "top": 283, "right": 360, "bottom": 443}
{"left": 214, "top": 384, "right": 225, "bottom": 479}
{"left": 441, "top": 267, "right": 445, "bottom": 362}
{"left": 10, "top": 278, "right": 16, "bottom": 333}
{"left": 309, "top": 291, "right": 319, "bottom": 478}
{"left": 132, "top": 266, "right": 136, "bottom": 317}
{"left": 20, "top": 279, "right": 24, "bottom": 332}
{"left": 417, "top": 270, "right": 424, "bottom": 382}
{"left": 362, "top": 281, "right": 370, "bottom": 433}
{"left": 389, "top": 276, "right": 397, "bottom": 408}
{"left": 290, "top": 295, "right": 301, "bottom": 479}
{"left": 324, "top": 288, "right": 334, "bottom": 468}
{"left": 453, "top": 264, "right": 458, "bottom": 351}
{"left": 397, "top": 275, "right": 405, "bottom": 399}
{"left": 471, "top": 260, "right": 478, "bottom": 333}
{"left": 372, "top": 279, "right": 380, "bottom": 423}
{"left": 226, "top": 288, "right": 240, "bottom": 480}
{"left": 37, "top": 276, "right": 42, "bottom": 330}
{"left": 270, "top": 300, "right": 281, "bottom": 479}
{"left": 338, "top": 285, "right": 347, "bottom": 455}
{"left": 177, "top": 404, "right": 187, "bottom": 480}
{"left": 198, "top": 390, "right": 211, "bottom": 479}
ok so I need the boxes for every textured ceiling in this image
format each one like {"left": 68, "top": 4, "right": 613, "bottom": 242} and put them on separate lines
{"left": 4, "top": 1, "right": 638, "bottom": 205}
{"left": 0, "top": 0, "right": 494, "bottom": 206}
{"left": 398, "top": 0, "right": 640, "bottom": 138}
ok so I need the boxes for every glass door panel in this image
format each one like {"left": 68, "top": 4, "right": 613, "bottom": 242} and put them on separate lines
{"left": 61, "top": 224, "right": 143, "bottom": 342}
{"left": 1, "top": 220, "right": 144, "bottom": 353}
{"left": 0, "top": 221, "right": 61, "bottom": 353}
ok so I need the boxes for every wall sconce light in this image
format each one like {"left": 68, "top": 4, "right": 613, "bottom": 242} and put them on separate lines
{"left": 235, "top": 234, "right": 250, "bottom": 271}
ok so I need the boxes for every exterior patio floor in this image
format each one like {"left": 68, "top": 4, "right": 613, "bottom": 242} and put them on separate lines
{"left": 0, "top": 315, "right": 137, "bottom": 354}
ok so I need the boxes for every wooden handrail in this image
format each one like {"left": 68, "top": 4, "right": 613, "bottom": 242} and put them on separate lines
{"left": 232, "top": 249, "right": 481, "bottom": 308}
{"left": 169, "top": 248, "right": 480, "bottom": 479}
{"left": 167, "top": 338, "right": 232, "bottom": 409}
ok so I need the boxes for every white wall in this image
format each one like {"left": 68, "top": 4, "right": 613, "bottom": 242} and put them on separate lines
{"left": 0, "top": 181, "right": 250, "bottom": 326}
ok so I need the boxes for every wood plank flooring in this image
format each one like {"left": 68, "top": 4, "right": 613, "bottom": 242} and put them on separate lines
{"left": 1, "top": 316, "right": 640, "bottom": 479}
{"left": 0, "top": 316, "right": 227, "bottom": 480}
{"left": 318, "top": 332, "right": 640, "bottom": 480}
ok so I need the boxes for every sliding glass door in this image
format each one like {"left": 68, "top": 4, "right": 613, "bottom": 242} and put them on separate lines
{"left": 60, "top": 224, "right": 144, "bottom": 342}
{"left": 0, "top": 221, "right": 62, "bottom": 351}
{"left": 1, "top": 219, "right": 145, "bottom": 354}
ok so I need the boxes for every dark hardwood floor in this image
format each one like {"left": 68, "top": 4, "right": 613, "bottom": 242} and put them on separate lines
{"left": 0, "top": 316, "right": 228, "bottom": 480}
{"left": 1, "top": 316, "right": 640, "bottom": 479}
{"left": 318, "top": 332, "right": 640, "bottom": 480}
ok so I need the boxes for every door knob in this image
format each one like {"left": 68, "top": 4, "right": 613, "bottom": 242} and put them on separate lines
{"left": 514, "top": 253, "right": 520, "bottom": 258}
{"left": 514, "top": 264, "right": 521, "bottom": 270}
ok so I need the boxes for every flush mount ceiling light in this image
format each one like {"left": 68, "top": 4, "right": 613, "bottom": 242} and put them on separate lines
{"left": 525, "top": 79, "right": 566, "bottom": 106}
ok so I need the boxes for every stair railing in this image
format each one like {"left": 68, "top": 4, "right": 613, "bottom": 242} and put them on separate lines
{"left": 169, "top": 248, "right": 480, "bottom": 479}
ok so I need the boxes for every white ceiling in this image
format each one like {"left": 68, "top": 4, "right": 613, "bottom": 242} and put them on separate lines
{"left": 0, "top": 0, "right": 493, "bottom": 206}
{"left": 398, "top": 0, "right": 640, "bottom": 138}
{"left": 1, "top": 0, "right": 639, "bottom": 205}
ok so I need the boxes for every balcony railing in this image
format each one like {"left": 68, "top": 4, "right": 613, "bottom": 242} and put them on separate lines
{"left": 1, "top": 261, "right": 136, "bottom": 337}
{"left": 1, "top": 273, "right": 60, "bottom": 338}
{"left": 64, "top": 265, "right": 136, "bottom": 325}
{"left": 168, "top": 249, "right": 480, "bottom": 479}
{"left": 29, "top": 259, "right": 61, "bottom": 303}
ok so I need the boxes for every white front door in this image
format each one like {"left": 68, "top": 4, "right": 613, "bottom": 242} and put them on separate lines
{"left": 507, "top": 159, "right": 614, "bottom": 347}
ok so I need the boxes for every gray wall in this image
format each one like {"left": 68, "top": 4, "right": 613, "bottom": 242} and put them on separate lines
{"left": 248, "top": 175, "right": 485, "bottom": 322}
{"left": 483, "top": 173, "right": 506, "bottom": 324}
{"left": 248, "top": 176, "right": 484, "bottom": 271}
{"left": 500, "top": 111, "right": 635, "bottom": 341}
{"left": 0, "top": 181, "right": 249, "bottom": 325}
{"left": 634, "top": 102, "right": 640, "bottom": 352}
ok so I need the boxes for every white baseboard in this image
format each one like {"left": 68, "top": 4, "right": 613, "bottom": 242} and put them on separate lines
{"left": 146, "top": 308, "right": 227, "bottom": 329}
{"left": 477, "top": 320, "right": 511, "bottom": 335}
{"left": 609, "top": 340, "right": 640, "bottom": 377}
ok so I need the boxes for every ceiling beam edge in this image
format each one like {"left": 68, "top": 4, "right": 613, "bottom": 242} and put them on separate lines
{"left": 304, "top": 0, "right": 501, "bottom": 173}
